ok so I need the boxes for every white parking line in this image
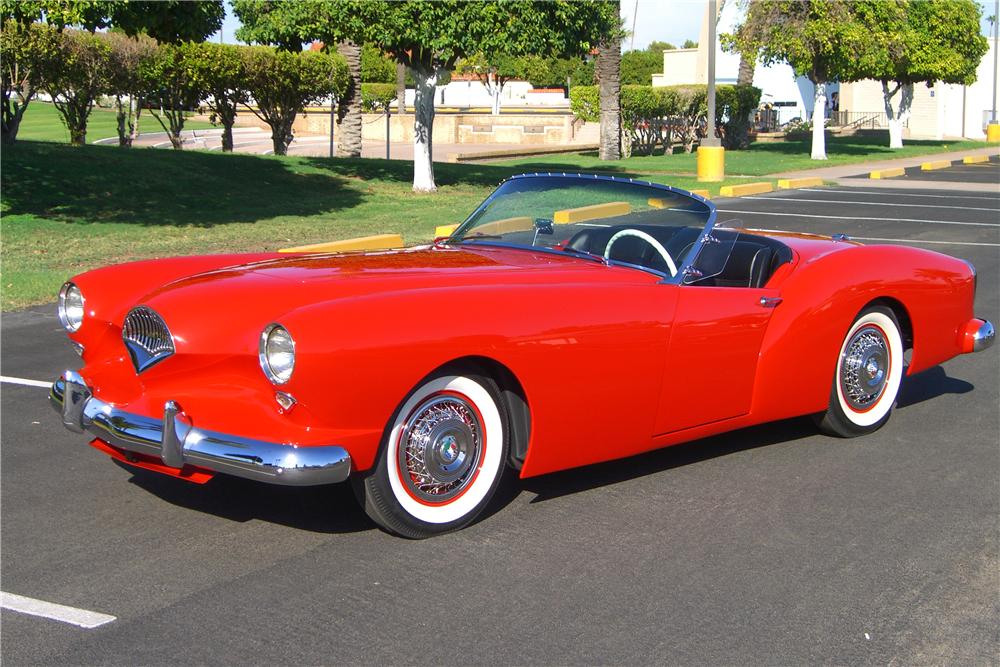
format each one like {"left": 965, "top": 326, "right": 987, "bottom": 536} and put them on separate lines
{"left": 1, "top": 375, "right": 51, "bottom": 388}
{"left": 798, "top": 188, "right": 1000, "bottom": 202}
{"left": 744, "top": 195, "right": 999, "bottom": 213}
{"left": 715, "top": 209, "right": 1000, "bottom": 228}
{"left": 1, "top": 592, "right": 116, "bottom": 629}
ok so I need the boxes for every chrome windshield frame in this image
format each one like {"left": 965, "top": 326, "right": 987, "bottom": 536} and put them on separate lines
{"left": 449, "top": 172, "right": 718, "bottom": 285}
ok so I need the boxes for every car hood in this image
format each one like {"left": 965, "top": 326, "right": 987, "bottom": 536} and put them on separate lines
{"left": 136, "top": 245, "right": 638, "bottom": 347}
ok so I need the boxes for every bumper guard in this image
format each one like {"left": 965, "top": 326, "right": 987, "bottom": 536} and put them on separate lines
{"left": 50, "top": 370, "right": 351, "bottom": 486}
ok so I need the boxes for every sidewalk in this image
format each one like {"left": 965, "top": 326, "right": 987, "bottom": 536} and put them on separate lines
{"left": 773, "top": 145, "right": 1000, "bottom": 192}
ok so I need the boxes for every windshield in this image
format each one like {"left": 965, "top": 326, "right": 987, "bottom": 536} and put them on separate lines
{"left": 450, "top": 174, "right": 717, "bottom": 280}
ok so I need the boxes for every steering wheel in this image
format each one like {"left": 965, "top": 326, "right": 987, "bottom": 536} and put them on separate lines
{"left": 604, "top": 229, "right": 678, "bottom": 277}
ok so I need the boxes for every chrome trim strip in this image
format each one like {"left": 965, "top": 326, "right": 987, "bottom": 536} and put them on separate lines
{"left": 50, "top": 373, "right": 351, "bottom": 486}
{"left": 972, "top": 319, "right": 995, "bottom": 352}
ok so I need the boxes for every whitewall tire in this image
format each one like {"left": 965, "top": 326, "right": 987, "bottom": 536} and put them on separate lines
{"left": 358, "top": 371, "right": 509, "bottom": 538}
{"left": 817, "top": 306, "right": 905, "bottom": 437}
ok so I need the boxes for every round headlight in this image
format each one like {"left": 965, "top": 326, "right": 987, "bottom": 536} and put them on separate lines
{"left": 58, "top": 282, "right": 85, "bottom": 332}
{"left": 259, "top": 323, "right": 295, "bottom": 385}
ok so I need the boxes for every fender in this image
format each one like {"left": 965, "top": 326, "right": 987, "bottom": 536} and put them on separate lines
{"left": 750, "top": 243, "right": 974, "bottom": 424}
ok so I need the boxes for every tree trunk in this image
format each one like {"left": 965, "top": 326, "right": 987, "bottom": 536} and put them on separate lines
{"left": 737, "top": 53, "right": 755, "bottom": 86}
{"left": 882, "top": 80, "right": 912, "bottom": 149}
{"left": 596, "top": 33, "right": 622, "bottom": 161}
{"left": 2, "top": 85, "right": 34, "bottom": 145}
{"left": 222, "top": 123, "right": 234, "bottom": 152}
{"left": 336, "top": 41, "right": 363, "bottom": 158}
{"left": 270, "top": 118, "right": 293, "bottom": 155}
{"left": 129, "top": 97, "right": 141, "bottom": 145}
{"left": 56, "top": 97, "right": 92, "bottom": 146}
{"left": 487, "top": 72, "right": 502, "bottom": 116}
{"left": 411, "top": 66, "right": 438, "bottom": 192}
{"left": 2, "top": 102, "right": 27, "bottom": 145}
{"left": 395, "top": 61, "right": 406, "bottom": 115}
{"left": 115, "top": 94, "right": 133, "bottom": 147}
{"left": 810, "top": 80, "right": 827, "bottom": 160}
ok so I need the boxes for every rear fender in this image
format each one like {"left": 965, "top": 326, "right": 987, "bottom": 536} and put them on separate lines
{"left": 750, "top": 244, "right": 974, "bottom": 423}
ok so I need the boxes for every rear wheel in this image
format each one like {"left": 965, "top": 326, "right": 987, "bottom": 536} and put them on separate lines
{"left": 358, "top": 371, "right": 509, "bottom": 538}
{"left": 816, "top": 306, "right": 904, "bottom": 438}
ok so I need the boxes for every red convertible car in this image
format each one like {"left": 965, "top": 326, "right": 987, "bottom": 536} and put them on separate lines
{"left": 51, "top": 174, "right": 993, "bottom": 538}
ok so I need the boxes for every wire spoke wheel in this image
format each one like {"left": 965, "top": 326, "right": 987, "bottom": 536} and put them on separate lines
{"left": 839, "top": 325, "right": 890, "bottom": 411}
{"left": 398, "top": 395, "right": 483, "bottom": 503}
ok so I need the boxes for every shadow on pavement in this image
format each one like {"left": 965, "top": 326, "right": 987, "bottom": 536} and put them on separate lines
{"left": 113, "top": 366, "right": 971, "bottom": 531}
{"left": 896, "top": 365, "right": 974, "bottom": 409}
{"left": 118, "top": 462, "right": 374, "bottom": 534}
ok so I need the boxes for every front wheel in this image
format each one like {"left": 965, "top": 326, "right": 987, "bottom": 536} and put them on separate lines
{"left": 357, "top": 371, "right": 509, "bottom": 538}
{"left": 816, "top": 306, "right": 905, "bottom": 438}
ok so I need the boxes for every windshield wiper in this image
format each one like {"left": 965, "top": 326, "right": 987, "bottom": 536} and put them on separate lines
{"left": 458, "top": 234, "right": 504, "bottom": 241}
{"left": 560, "top": 246, "right": 608, "bottom": 264}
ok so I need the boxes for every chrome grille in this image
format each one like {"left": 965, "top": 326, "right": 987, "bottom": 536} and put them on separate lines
{"left": 122, "top": 306, "right": 174, "bottom": 372}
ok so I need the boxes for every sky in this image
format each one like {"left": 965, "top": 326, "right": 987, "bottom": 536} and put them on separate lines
{"left": 212, "top": 0, "right": 998, "bottom": 49}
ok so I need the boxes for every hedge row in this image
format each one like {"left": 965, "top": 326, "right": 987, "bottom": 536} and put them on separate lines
{"left": 569, "top": 84, "right": 762, "bottom": 155}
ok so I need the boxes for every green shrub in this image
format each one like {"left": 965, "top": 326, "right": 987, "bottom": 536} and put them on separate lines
{"left": 361, "top": 82, "right": 396, "bottom": 112}
{"left": 570, "top": 83, "right": 761, "bottom": 155}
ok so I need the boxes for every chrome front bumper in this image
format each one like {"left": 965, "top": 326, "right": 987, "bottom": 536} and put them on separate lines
{"left": 50, "top": 370, "right": 351, "bottom": 486}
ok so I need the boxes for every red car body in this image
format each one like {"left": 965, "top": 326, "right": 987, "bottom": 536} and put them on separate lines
{"left": 51, "top": 175, "right": 992, "bottom": 535}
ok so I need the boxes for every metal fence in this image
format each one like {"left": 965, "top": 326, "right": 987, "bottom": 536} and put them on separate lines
{"left": 754, "top": 109, "right": 907, "bottom": 133}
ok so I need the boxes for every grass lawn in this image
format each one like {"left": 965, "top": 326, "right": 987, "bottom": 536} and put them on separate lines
{"left": 15, "top": 101, "right": 215, "bottom": 143}
{"left": 1, "top": 140, "right": 775, "bottom": 310}
{"left": 496, "top": 133, "right": 989, "bottom": 176}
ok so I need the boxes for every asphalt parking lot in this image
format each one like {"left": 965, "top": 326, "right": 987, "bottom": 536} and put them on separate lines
{"left": 2, "top": 172, "right": 998, "bottom": 664}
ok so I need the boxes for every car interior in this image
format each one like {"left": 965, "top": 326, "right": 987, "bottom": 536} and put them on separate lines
{"left": 565, "top": 224, "right": 793, "bottom": 288}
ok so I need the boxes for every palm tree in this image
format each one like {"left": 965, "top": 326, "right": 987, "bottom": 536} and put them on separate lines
{"left": 596, "top": 0, "right": 622, "bottom": 161}
{"left": 336, "top": 41, "right": 362, "bottom": 157}
{"left": 395, "top": 61, "right": 406, "bottom": 115}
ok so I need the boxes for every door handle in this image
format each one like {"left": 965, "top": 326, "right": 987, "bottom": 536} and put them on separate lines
{"left": 759, "top": 296, "right": 782, "bottom": 308}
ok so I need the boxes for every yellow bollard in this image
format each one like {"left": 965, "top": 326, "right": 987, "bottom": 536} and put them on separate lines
{"left": 987, "top": 123, "right": 1000, "bottom": 143}
{"left": 696, "top": 145, "right": 725, "bottom": 182}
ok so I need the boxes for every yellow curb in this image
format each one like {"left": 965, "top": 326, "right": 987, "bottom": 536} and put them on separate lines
{"left": 649, "top": 191, "right": 711, "bottom": 207}
{"left": 869, "top": 167, "right": 905, "bottom": 179}
{"left": 690, "top": 189, "right": 711, "bottom": 199}
{"left": 553, "top": 201, "right": 631, "bottom": 224}
{"left": 920, "top": 159, "right": 951, "bottom": 171}
{"left": 962, "top": 155, "right": 990, "bottom": 164}
{"left": 279, "top": 233, "right": 403, "bottom": 253}
{"left": 719, "top": 182, "right": 773, "bottom": 197}
{"left": 777, "top": 177, "right": 824, "bottom": 189}
{"left": 435, "top": 224, "right": 459, "bottom": 237}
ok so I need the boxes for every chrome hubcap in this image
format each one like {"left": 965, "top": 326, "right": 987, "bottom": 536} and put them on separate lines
{"left": 398, "top": 395, "right": 482, "bottom": 501}
{"left": 840, "top": 325, "right": 889, "bottom": 410}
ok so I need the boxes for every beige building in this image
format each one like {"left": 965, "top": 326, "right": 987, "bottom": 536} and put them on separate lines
{"left": 840, "top": 37, "right": 998, "bottom": 140}
{"left": 653, "top": 2, "right": 999, "bottom": 140}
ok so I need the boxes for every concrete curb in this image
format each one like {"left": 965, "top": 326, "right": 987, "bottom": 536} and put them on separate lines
{"left": 719, "top": 182, "right": 774, "bottom": 197}
{"left": 869, "top": 167, "right": 906, "bottom": 179}
{"left": 278, "top": 234, "right": 403, "bottom": 253}
{"left": 920, "top": 159, "right": 951, "bottom": 171}
{"left": 778, "top": 177, "right": 823, "bottom": 189}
